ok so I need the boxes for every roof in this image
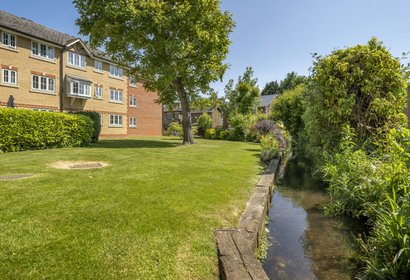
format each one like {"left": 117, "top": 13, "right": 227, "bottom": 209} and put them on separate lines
{"left": 0, "top": 10, "right": 113, "bottom": 62}
{"left": 259, "top": 94, "right": 278, "bottom": 107}
{"left": 0, "top": 10, "right": 75, "bottom": 46}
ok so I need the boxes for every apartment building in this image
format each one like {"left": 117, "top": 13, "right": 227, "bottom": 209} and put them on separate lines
{"left": 0, "top": 10, "right": 162, "bottom": 137}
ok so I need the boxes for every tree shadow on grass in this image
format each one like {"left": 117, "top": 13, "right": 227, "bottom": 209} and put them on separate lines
{"left": 88, "top": 139, "right": 180, "bottom": 149}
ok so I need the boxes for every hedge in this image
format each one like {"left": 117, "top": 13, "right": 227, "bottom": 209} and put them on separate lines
{"left": 72, "top": 111, "right": 101, "bottom": 143}
{"left": 0, "top": 108, "right": 94, "bottom": 153}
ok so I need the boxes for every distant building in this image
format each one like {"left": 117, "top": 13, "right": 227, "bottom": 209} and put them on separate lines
{"left": 258, "top": 94, "right": 277, "bottom": 115}
{"left": 163, "top": 107, "right": 223, "bottom": 131}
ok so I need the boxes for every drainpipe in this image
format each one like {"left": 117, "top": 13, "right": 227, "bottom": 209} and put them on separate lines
{"left": 59, "top": 47, "right": 65, "bottom": 112}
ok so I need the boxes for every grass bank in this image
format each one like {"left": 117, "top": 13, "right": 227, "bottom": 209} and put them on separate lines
{"left": 0, "top": 137, "right": 261, "bottom": 279}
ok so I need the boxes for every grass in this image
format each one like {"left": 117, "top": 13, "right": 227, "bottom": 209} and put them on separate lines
{"left": 0, "top": 137, "right": 262, "bottom": 279}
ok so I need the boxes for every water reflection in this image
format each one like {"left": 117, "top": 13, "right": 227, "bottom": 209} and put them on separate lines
{"left": 262, "top": 161, "right": 363, "bottom": 280}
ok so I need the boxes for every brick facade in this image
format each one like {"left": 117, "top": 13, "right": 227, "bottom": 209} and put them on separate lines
{"left": 0, "top": 11, "right": 162, "bottom": 138}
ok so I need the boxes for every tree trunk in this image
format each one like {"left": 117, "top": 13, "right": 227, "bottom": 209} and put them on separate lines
{"left": 173, "top": 77, "right": 195, "bottom": 144}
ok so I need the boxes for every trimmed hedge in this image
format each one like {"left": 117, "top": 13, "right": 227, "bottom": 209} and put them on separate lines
{"left": 0, "top": 108, "right": 94, "bottom": 153}
{"left": 72, "top": 111, "right": 101, "bottom": 143}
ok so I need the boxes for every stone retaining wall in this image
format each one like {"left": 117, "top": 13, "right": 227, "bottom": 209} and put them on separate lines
{"left": 214, "top": 158, "right": 280, "bottom": 280}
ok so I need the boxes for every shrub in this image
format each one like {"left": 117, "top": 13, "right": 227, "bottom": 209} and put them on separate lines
{"left": 72, "top": 111, "right": 101, "bottom": 143}
{"left": 304, "top": 38, "right": 408, "bottom": 162}
{"left": 218, "top": 130, "right": 230, "bottom": 140}
{"left": 228, "top": 113, "right": 250, "bottom": 141}
{"left": 260, "top": 134, "right": 280, "bottom": 163}
{"left": 0, "top": 108, "right": 93, "bottom": 153}
{"left": 165, "top": 122, "right": 183, "bottom": 139}
{"left": 204, "top": 128, "right": 216, "bottom": 139}
{"left": 197, "top": 113, "right": 212, "bottom": 137}
{"left": 270, "top": 84, "right": 306, "bottom": 148}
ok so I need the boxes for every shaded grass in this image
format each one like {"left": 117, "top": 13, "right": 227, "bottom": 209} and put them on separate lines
{"left": 0, "top": 137, "right": 261, "bottom": 279}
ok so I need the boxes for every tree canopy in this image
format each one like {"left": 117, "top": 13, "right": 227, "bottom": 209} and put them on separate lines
{"left": 222, "top": 67, "right": 261, "bottom": 117}
{"left": 74, "top": 0, "right": 234, "bottom": 144}
{"left": 261, "top": 71, "right": 306, "bottom": 96}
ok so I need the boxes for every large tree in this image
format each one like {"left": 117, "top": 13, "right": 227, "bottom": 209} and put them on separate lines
{"left": 73, "top": 0, "right": 234, "bottom": 144}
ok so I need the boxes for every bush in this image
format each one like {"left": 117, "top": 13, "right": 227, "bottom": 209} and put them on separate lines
{"left": 304, "top": 38, "right": 408, "bottom": 162}
{"left": 165, "top": 122, "right": 183, "bottom": 139}
{"left": 0, "top": 108, "right": 93, "bottom": 153}
{"left": 197, "top": 113, "right": 212, "bottom": 137}
{"left": 204, "top": 128, "right": 216, "bottom": 139}
{"left": 228, "top": 113, "right": 250, "bottom": 141}
{"left": 260, "top": 134, "right": 280, "bottom": 163}
{"left": 72, "top": 111, "right": 101, "bottom": 143}
{"left": 270, "top": 84, "right": 306, "bottom": 148}
{"left": 218, "top": 130, "right": 230, "bottom": 140}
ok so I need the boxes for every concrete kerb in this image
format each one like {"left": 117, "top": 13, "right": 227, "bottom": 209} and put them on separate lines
{"left": 214, "top": 158, "right": 280, "bottom": 280}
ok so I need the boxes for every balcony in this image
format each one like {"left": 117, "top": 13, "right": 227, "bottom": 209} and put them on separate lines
{"left": 65, "top": 74, "right": 92, "bottom": 105}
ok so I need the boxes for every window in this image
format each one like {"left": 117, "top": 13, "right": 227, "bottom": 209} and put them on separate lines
{"left": 68, "top": 80, "right": 91, "bottom": 97}
{"left": 95, "top": 86, "right": 103, "bottom": 99}
{"left": 94, "top": 60, "right": 103, "bottom": 72}
{"left": 109, "top": 114, "right": 123, "bottom": 127}
{"left": 2, "top": 32, "right": 16, "bottom": 49}
{"left": 2, "top": 69, "right": 17, "bottom": 85}
{"left": 99, "top": 113, "right": 103, "bottom": 125}
{"left": 68, "top": 52, "right": 86, "bottom": 68}
{"left": 109, "top": 65, "right": 123, "bottom": 78}
{"left": 129, "top": 117, "right": 137, "bottom": 127}
{"left": 173, "top": 112, "right": 179, "bottom": 119}
{"left": 31, "top": 41, "right": 54, "bottom": 60}
{"left": 32, "top": 75, "right": 55, "bottom": 92}
{"left": 129, "top": 76, "right": 137, "bottom": 87}
{"left": 129, "top": 95, "right": 137, "bottom": 107}
{"left": 109, "top": 89, "right": 123, "bottom": 103}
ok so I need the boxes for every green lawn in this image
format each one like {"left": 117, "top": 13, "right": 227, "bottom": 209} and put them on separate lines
{"left": 0, "top": 137, "right": 261, "bottom": 279}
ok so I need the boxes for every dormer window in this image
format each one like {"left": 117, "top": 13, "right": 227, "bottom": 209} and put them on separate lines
{"left": 68, "top": 52, "right": 86, "bottom": 68}
{"left": 109, "top": 65, "right": 123, "bottom": 79}
{"left": 2, "top": 32, "right": 16, "bottom": 49}
{"left": 32, "top": 41, "right": 54, "bottom": 60}
{"left": 94, "top": 60, "right": 103, "bottom": 73}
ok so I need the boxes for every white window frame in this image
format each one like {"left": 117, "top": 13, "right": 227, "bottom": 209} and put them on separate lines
{"left": 2, "top": 32, "right": 16, "bottom": 49}
{"left": 94, "top": 85, "right": 103, "bottom": 99}
{"left": 31, "top": 41, "right": 54, "bottom": 60}
{"left": 129, "top": 117, "right": 137, "bottom": 128}
{"left": 109, "top": 114, "right": 123, "bottom": 127}
{"left": 99, "top": 113, "right": 103, "bottom": 125}
{"left": 129, "top": 95, "right": 137, "bottom": 107}
{"left": 68, "top": 52, "right": 86, "bottom": 68}
{"left": 109, "top": 64, "right": 123, "bottom": 79}
{"left": 2, "top": 69, "right": 17, "bottom": 85}
{"left": 68, "top": 80, "right": 91, "bottom": 97}
{"left": 94, "top": 60, "right": 103, "bottom": 73}
{"left": 129, "top": 76, "right": 137, "bottom": 87}
{"left": 109, "top": 89, "right": 123, "bottom": 103}
{"left": 31, "top": 74, "right": 55, "bottom": 93}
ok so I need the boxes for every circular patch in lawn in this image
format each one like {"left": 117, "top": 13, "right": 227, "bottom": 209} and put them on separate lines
{"left": 49, "top": 161, "right": 109, "bottom": 170}
{"left": 0, "top": 174, "right": 33, "bottom": 180}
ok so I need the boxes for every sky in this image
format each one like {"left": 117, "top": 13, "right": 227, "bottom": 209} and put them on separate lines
{"left": 2, "top": 0, "right": 410, "bottom": 95}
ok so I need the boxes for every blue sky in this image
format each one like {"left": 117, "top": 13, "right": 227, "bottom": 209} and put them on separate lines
{"left": 2, "top": 0, "right": 410, "bottom": 95}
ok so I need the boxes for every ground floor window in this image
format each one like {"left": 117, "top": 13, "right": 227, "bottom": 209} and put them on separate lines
{"left": 129, "top": 117, "right": 137, "bottom": 127}
{"left": 109, "top": 114, "right": 123, "bottom": 127}
{"left": 2, "top": 69, "right": 17, "bottom": 85}
{"left": 99, "top": 113, "right": 103, "bottom": 125}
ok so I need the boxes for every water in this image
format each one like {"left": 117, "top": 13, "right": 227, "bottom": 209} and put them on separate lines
{"left": 262, "top": 160, "right": 364, "bottom": 280}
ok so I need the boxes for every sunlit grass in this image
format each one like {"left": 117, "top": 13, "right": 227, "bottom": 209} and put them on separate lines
{"left": 0, "top": 137, "right": 261, "bottom": 279}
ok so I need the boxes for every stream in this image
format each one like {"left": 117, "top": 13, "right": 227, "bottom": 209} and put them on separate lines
{"left": 262, "top": 160, "right": 365, "bottom": 280}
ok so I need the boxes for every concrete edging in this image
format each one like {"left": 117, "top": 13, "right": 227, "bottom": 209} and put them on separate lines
{"left": 214, "top": 158, "right": 280, "bottom": 280}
